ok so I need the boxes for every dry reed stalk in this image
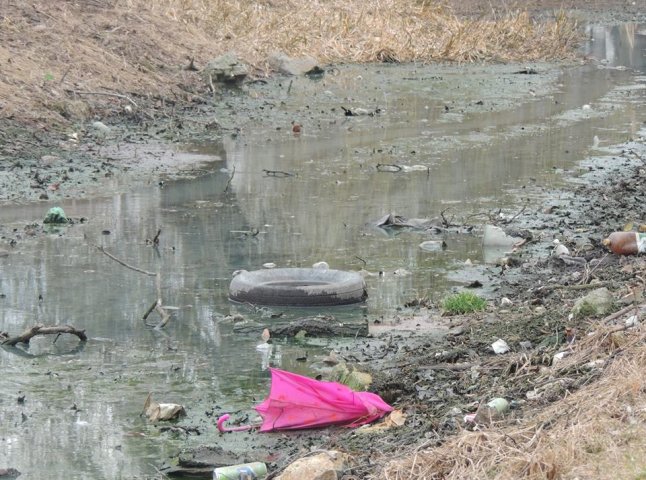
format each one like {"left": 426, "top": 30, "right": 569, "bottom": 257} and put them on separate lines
{"left": 0, "top": 0, "right": 580, "bottom": 124}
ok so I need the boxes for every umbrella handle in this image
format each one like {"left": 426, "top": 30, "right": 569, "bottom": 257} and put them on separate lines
{"left": 217, "top": 414, "right": 254, "bottom": 433}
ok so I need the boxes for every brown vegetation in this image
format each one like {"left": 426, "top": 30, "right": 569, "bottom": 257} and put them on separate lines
{"left": 0, "top": 0, "right": 579, "bottom": 125}
{"left": 381, "top": 321, "right": 646, "bottom": 479}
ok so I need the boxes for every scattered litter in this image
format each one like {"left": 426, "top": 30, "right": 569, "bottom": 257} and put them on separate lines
{"left": 487, "top": 397, "right": 510, "bottom": 414}
{"left": 214, "top": 462, "right": 267, "bottom": 479}
{"left": 341, "top": 106, "right": 381, "bottom": 116}
{"left": 216, "top": 368, "right": 392, "bottom": 432}
{"left": 375, "top": 213, "right": 435, "bottom": 230}
{"left": 419, "top": 240, "right": 447, "bottom": 252}
{"left": 603, "top": 231, "right": 646, "bottom": 255}
{"left": 43, "top": 207, "right": 68, "bottom": 224}
{"left": 143, "top": 393, "right": 185, "bottom": 422}
{"left": 625, "top": 315, "right": 639, "bottom": 327}
{"left": 491, "top": 339, "right": 510, "bottom": 354}
{"left": 356, "top": 409, "right": 407, "bottom": 433}
{"left": 393, "top": 268, "right": 412, "bottom": 276}
{"left": 376, "top": 163, "right": 429, "bottom": 173}
{"left": 312, "top": 261, "right": 329, "bottom": 269}
{"left": 262, "top": 262, "right": 277, "bottom": 269}
{"left": 500, "top": 297, "right": 513, "bottom": 307}
{"left": 552, "top": 351, "right": 570, "bottom": 363}
{"left": 552, "top": 239, "right": 570, "bottom": 257}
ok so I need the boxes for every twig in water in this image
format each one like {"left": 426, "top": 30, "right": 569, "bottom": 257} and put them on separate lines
{"left": 500, "top": 199, "right": 529, "bottom": 224}
{"left": 263, "top": 169, "right": 294, "bottom": 178}
{"left": 440, "top": 208, "right": 455, "bottom": 228}
{"left": 92, "top": 244, "right": 170, "bottom": 328}
{"left": 94, "top": 245, "right": 155, "bottom": 276}
{"left": 224, "top": 165, "right": 236, "bottom": 193}
{"left": 354, "top": 255, "right": 367, "bottom": 267}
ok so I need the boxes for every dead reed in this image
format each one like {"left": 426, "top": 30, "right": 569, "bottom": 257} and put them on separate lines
{"left": 380, "top": 323, "right": 646, "bottom": 479}
{"left": 0, "top": 1, "right": 580, "bottom": 124}
{"left": 143, "top": 0, "right": 580, "bottom": 65}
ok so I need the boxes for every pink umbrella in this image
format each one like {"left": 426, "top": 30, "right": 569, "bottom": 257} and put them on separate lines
{"left": 217, "top": 368, "right": 393, "bottom": 432}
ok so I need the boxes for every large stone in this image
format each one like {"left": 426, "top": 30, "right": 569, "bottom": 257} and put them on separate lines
{"left": 276, "top": 451, "right": 346, "bottom": 480}
{"left": 268, "top": 51, "right": 319, "bottom": 75}
{"left": 572, "top": 287, "right": 614, "bottom": 317}
{"left": 202, "top": 52, "right": 248, "bottom": 85}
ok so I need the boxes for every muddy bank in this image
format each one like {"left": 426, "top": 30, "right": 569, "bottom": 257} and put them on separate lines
{"left": 1, "top": 5, "right": 646, "bottom": 480}
{"left": 160, "top": 128, "right": 646, "bottom": 477}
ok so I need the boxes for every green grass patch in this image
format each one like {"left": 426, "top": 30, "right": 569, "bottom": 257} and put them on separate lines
{"left": 442, "top": 291, "right": 487, "bottom": 314}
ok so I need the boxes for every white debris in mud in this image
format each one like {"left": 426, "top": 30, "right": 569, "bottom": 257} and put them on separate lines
{"left": 491, "top": 338, "right": 510, "bottom": 354}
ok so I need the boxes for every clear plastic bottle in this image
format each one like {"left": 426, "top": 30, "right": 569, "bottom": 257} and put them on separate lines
{"left": 602, "top": 232, "right": 646, "bottom": 255}
{"left": 213, "top": 462, "right": 267, "bottom": 479}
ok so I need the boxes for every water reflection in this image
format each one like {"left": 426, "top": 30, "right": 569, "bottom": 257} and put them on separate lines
{"left": 584, "top": 23, "right": 646, "bottom": 72}
{"left": 0, "top": 23, "right": 645, "bottom": 480}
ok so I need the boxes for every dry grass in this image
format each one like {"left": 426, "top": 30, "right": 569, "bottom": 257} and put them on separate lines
{"left": 144, "top": 0, "right": 579, "bottom": 64}
{"left": 380, "top": 319, "right": 646, "bottom": 480}
{"left": 0, "top": 0, "right": 579, "bottom": 125}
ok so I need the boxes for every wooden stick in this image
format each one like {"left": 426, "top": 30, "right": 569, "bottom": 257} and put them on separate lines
{"left": 602, "top": 304, "right": 637, "bottom": 324}
{"left": 93, "top": 245, "right": 170, "bottom": 328}
{"left": 93, "top": 245, "right": 156, "bottom": 276}
{"left": 71, "top": 90, "right": 138, "bottom": 107}
{"left": 2, "top": 325, "right": 87, "bottom": 346}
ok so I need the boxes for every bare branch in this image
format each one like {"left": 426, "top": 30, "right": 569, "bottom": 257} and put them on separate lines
{"left": 2, "top": 325, "right": 87, "bottom": 346}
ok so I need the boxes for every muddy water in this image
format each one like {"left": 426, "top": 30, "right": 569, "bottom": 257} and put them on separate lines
{"left": 1, "top": 24, "right": 645, "bottom": 479}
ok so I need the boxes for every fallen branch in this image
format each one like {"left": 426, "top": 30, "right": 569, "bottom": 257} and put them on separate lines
{"left": 2, "top": 324, "right": 87, "bottom": 346}
{"left": 224, "top": 164, "right": 236, "bottom": 193}
{"left": 94, "top": 245, "right": 155, "bottom": 276}
{"left": 70, "top": 90, "right": 138, "bottom": 107}
{"left": 602, "top": 304, "right": 637, "bottom": 324}
{"left": 263, "top": 169, "right": 294, "bottom": 177}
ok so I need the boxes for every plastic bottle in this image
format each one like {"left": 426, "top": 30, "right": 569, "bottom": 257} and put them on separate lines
{"left": 213, "top": 462, "right": 267, "bottom": 480}
{"left": 602, "top": 232, "right": 646, "bottom": 255}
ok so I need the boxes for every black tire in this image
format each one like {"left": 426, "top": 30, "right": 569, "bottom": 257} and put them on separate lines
{"left": 229, "top": 268, "right": 367, "bottom": 306}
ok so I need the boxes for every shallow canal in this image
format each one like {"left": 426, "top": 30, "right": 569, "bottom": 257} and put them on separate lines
{"left": 0, "top": 23, "right": 644, "bottom": 479}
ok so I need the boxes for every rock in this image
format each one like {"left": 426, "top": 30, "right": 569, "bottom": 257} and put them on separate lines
{"left": 276, "top": 451, "right": 347, "bottom": 480}
{"left": 91, "top": 121, "right": 111, "bottom": 134}
{"left": 500, "top": 297, "right": 513, "bottom": 307}
{"left": 202, "top": 52, "right": 248, "bottom": 85}
{"left": 0, "top": 468, "right": 21, "bottom": 478}
{"left": 268, "top": 51, "right": 319, "bottom": 76}
{"left": 571, "top": 287, "right": 614, "bottom": 317}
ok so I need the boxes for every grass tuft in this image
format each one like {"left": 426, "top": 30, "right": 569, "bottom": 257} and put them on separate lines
{"left": 442, "top": 291, "right": 487, "bottom": 314}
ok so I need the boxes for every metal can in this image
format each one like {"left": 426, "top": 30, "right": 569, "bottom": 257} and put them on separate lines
{"left": 213, "top": 462, "right": 267, "bottom": 480}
